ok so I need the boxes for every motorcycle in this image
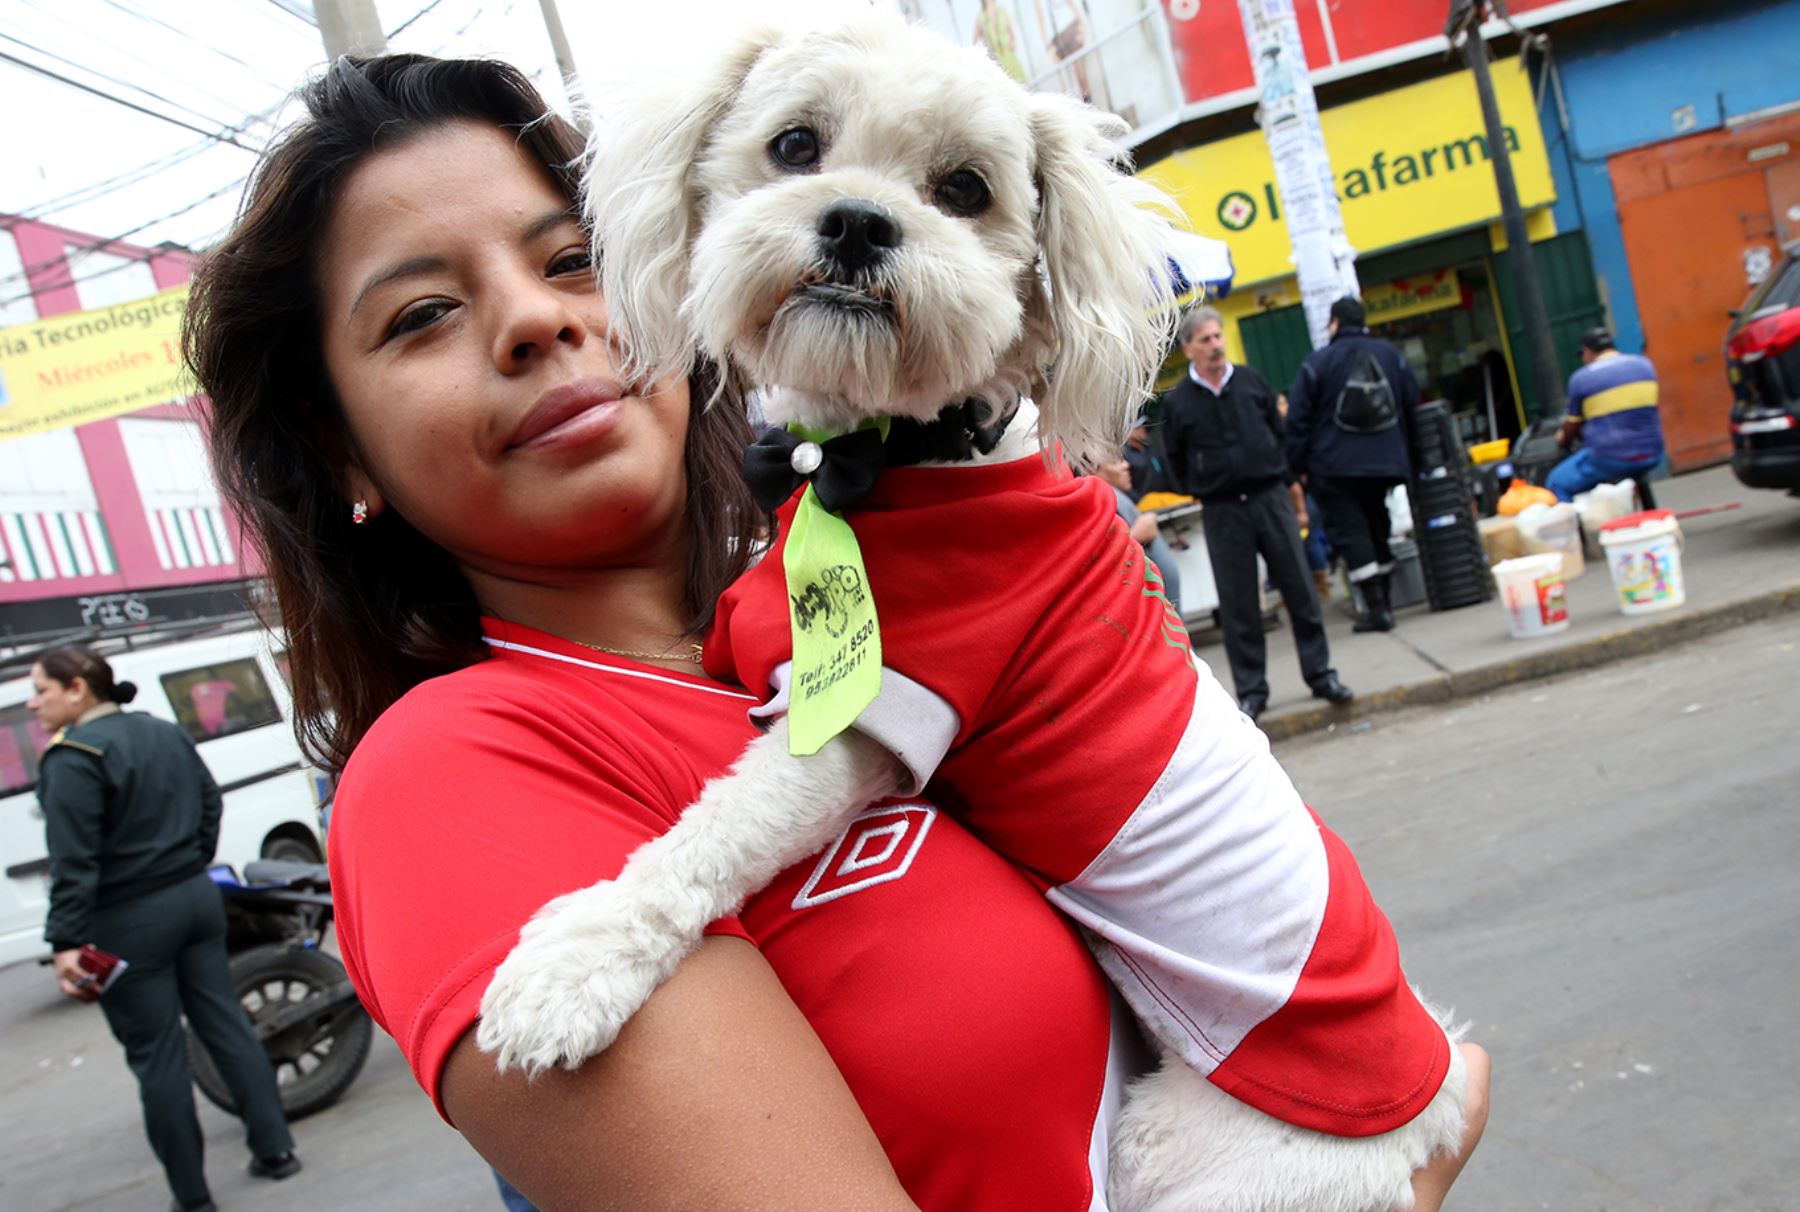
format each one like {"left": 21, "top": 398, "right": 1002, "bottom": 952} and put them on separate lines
{"left": 188, "top": 857, "right": 373, "bottom": 1121}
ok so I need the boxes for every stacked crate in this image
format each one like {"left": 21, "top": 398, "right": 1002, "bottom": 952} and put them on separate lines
{"left": 1409, "top": 402, "right": 1494, "bottom": 611}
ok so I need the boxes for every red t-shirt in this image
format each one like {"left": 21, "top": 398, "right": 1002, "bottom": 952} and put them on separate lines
{"left": 707, "top": 456, "right": 1448, "bottom": 1137}
{"left": 329, "top": 619, "right": 1132, "bottom": 1210}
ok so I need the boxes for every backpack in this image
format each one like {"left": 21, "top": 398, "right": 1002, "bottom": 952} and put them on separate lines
{"left": 1331, "top": 348, "right": 1399, "bottom": 434}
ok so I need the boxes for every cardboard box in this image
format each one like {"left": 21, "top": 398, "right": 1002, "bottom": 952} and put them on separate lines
{"left": 1478, "top": 515, "right": 1526, "bottom": 566}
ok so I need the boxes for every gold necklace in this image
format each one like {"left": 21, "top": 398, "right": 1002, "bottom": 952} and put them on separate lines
{"left": 573, "top": 639, "right": 705, "bottom": 665}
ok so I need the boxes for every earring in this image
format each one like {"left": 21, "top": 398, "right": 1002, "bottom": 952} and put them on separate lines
{"left": 351, "top": 501, "right": 369, "bottom": 525}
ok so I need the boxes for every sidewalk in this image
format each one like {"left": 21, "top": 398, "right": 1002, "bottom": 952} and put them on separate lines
{"left": 1187, "top": 465, "right": 1800, "bottom": 740}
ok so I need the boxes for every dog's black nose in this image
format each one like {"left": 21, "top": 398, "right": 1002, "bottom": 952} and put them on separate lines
{"left": 817, "top": 200, "right": 901, "bottom": 273}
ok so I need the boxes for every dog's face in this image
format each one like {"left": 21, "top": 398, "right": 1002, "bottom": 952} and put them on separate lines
{"left": 684, "top": 27, "right": 1042, "bottom": 432}
{"left": 592, "top": 17, "right": 1178, "bottom": 467}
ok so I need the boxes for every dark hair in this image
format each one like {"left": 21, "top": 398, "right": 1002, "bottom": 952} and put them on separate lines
{"left": 36, "top": 645, "right": 139, "bottom": 705}
{"left": 1330, "top": 296, "right": 1366, "bottom": 328}
{"left": 184, "top": 55, "right": 762, "bottom": 774}
{"left": 1579, "top": 326, "right": 1615, "bottom": 353}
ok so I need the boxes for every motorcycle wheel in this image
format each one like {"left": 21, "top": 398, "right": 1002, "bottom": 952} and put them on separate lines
{"left": 189, "top": 943, "right": 373, "bottom": 1121}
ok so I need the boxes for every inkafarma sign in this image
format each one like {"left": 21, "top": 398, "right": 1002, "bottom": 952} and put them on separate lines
{"left": 1141, "top": 57, "right": 1555, "bottom": 287}
{"left": 0, "top": 283, "right": 193, "bottom": 443}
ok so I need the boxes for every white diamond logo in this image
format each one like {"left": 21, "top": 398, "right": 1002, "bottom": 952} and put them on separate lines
{"left": 793, "top": 804, "right": 937, "bottom": 909}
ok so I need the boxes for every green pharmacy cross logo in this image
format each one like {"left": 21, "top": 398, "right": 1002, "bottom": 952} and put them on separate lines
{"left": 1217, "top": 190, "right": 1257, "bottom": 231}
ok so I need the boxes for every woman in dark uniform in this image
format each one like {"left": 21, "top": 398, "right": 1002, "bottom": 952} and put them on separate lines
{"left": 29, "top": 644, "right": 300, "bottom": 1212}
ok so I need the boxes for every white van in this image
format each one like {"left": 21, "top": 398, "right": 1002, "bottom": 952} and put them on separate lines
{"left": 0, "top": 627, "right": 329, "bottom": 968}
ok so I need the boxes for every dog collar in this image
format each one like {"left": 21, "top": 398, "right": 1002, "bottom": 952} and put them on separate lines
{"left": 742, "top": 398, "right": 1018, "bottom": 515}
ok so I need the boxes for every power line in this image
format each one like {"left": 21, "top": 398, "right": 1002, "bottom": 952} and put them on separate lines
{"left": 0, "top": 175, "right": 248, "bottom": 306}
{"left": 97, "top": 0, "right": 297, "bottom": 92}
{"left": 388, "top": 0, "right": 455, "bottom": 41}
{"left": 437, "top": 2, "right": 490, "bottom": 47}
{"left": 0, "top": 49, "right": 261, "bottom": 151}
{"left": 0, "top": 30, "right": 249, "bottom": 135}
{"left": 2, "top": 89, "right": 284, "bottom": 233}
{"left": 22, "top": 0, "right": 293, "bottom": 113}
{"left": 3, "top": 141, "right": 217, "bottom": 230}
{"left": 259, "top": 0, "right": 318, "bottom": 28}
{"left": 3, "top": 170, "right": 247, "bottom": 287}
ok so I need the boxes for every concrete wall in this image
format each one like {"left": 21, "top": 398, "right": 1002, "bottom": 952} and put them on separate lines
{"left": 1544, "top": 0, "right": 1800, "bottom": 352}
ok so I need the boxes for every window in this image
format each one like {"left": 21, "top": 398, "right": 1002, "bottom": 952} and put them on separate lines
{"left": 161, "top": 659, "right": 284, "bottom": 742}
{"left": 0, "top": 704, "right": 52, "bottom": 796}
{"left": 1755, "top": 253, "right": 1800, "bottom": 312}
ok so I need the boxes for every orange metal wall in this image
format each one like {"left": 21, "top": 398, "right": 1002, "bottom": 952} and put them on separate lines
{"left": 1610, "top": 113, "right": 1800, "bottom": 470}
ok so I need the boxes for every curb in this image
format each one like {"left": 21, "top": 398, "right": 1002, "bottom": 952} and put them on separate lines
{"left": 1258, "top": 582, "right": 1800, "bottom": 743}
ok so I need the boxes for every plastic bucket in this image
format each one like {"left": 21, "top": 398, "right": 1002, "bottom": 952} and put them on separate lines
{"left": 1492, "top": 553, "right": 1570, "bottom": 638}
{"left": 1599, "top": 509, "right": 1686, "bottom": 614}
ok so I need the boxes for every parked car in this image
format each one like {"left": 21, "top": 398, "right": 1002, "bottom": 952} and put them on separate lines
{"left": 1726, "top": 244, "right": 1800, "bottom": 493}
{"left": 0, "top": 626, "right": 331, "bottom": 968}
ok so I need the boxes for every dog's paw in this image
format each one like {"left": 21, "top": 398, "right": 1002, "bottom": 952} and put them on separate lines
{"left": 475, "top": 882, "right": 691, "bottom": 1076}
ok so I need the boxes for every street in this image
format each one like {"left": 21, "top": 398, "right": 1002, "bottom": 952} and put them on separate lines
{"left": 0, "top": 955, "right": 494, "bottom": 1212}
{"left": 1273, "top": 615, "right": 1800, "bottom": 1211}
{"left": 2, "top": 615, "right": 1796, "bottom": 1211}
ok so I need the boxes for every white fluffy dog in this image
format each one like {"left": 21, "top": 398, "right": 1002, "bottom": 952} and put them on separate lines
{"left": 479, "top": 16, "right": 1469, "bottom": 1211}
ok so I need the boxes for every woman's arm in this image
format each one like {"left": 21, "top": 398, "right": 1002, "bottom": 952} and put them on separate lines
{"left": 40, "top": 752, "right": 107, "bottom": 952}
{"left": 444, "top": 935, "right": 919, "bottom": 1212}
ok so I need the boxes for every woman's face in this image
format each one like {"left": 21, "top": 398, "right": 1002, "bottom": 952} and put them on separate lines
{"left": 317, "top": 121, "right": 692, "bottom": 587}
{"left": 27, "top": 666, "right": 88, "bottom": 732}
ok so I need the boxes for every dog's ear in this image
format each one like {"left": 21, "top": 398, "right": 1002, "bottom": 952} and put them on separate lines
{"left": 588, "top": 28, "right": 786, "bottom": 390}
{"left": 1025, "top": 95, "right": 1180, "bottom": 471}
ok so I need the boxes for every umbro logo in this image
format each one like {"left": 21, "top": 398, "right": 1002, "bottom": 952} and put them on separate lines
{"left": 792, "top": 803, "right": 937, "bottom": 909}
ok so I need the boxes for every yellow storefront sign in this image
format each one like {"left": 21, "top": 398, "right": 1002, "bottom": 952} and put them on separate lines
{"left": 1141, "top": 58, "right": 1555, "bottom": 286}
{"left": 0, "top": 283, "right": 193, "bottom": 443}
{"left": 1363, "top": 270, "right": 1462, "bottom": 325}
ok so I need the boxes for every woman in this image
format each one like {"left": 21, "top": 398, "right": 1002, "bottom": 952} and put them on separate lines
{"left": 185, "top": 55, "right": 1485, "bottom": 1210}
{"left": 30, "top": 645, "right": 299, "bottom": 1212}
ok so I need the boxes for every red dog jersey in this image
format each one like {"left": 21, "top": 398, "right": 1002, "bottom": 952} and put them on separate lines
{"left": 331, "top": 621, "right": 1143, "bottom": 1210}
{"left": 707, "top": 455, "right": 1450, "bottom": 1137}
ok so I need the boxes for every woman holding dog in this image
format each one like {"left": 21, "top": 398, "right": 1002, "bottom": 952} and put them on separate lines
{"left": 185, "top": 54, "right": 1485, "bottom": 1211}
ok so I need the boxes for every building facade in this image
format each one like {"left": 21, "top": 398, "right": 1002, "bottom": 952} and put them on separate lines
{"left": 1549, "top": 0, "right": 1800, "bottom": 468}
{"left": 0, "top": 216, "right": 254, "bottom": 649}
{"left": 909, "top": 0, "right": 1798, "bottom": 471}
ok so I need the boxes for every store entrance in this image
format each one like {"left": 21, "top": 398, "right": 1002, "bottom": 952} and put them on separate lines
{"left": 1236, "top": 257, "right": 1525, "bottom": 449}
{"left": 1368, "top": 260, "right": 1524, "bottom": 446}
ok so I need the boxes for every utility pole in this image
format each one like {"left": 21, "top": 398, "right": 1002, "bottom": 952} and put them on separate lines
{"left": 538, "top": 0, "right": 580, "bottom": 98}
{"left": 316, "top": 0, "right": 387, "bottom": 59}
{"left": 1239, "top": 0, "right": 1359, "bottom": 351}
{"left": 1446, "top": 0, "right": 1564, "bottom": 418}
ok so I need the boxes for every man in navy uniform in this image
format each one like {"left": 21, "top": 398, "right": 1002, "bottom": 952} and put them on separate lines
{"left": 1285, "top": 296, "right": 1421, "bottom": 634}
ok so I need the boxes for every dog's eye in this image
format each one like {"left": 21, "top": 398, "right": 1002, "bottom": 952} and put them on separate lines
{"left": 936, "top": 169, "right": 991, "bottom": 217}
{"left": 770, "top": 127, "right": 821, "bottom": 170}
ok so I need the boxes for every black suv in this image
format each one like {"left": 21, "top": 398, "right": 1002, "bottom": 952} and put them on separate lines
{"left": 1726, "top": 245, "right": 1800, "bottom": 493}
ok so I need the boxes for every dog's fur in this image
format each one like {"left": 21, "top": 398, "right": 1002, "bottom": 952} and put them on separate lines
{"left": 478, "top": 16, "right": 1466, "bottom": 1210}
{"left": 591, "top": 16, "right": 1177, "bottom": 470}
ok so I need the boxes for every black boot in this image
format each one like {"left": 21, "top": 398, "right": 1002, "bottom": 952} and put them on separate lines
{"left": 1353, "top": 574, "right": 1395, "bottom": 633}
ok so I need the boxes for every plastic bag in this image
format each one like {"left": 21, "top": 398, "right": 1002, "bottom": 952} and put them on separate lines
{"left": 1497, "top": 478, "right": 1557, "bottom": 516}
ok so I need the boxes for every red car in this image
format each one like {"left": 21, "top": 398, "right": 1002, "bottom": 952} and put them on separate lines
{"left": 1727, "top": 245, "right": 1800, "bottom": 493}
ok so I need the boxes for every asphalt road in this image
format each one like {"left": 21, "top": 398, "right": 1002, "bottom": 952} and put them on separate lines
{"left": 1273, "top": 615, "right": 1800, "bottom": 1211}
{"left": 2, "top": 617, "right": 1795, "bottom": 1211}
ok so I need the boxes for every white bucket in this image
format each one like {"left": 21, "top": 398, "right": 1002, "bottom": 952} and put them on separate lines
{"left": 1493, "top": 553, "right": 1570, "bottom": 639}
{"left": 1599, "top": 511, "right": 1686, "bottom": 615}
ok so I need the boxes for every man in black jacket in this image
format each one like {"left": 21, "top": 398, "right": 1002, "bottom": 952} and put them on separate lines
{"left": 1163, "top": 305, "right": 1352, "bottom": 720}
{"left": 1287, "top": 296, "right": 1421, "bottom": 633}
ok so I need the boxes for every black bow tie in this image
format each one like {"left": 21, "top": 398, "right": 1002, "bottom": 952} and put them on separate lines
{"left": 742, "top": 426, "right": 887, "bottom": 514}
{"left": 742, "top": 399, "right": 1021, "bottom": 514}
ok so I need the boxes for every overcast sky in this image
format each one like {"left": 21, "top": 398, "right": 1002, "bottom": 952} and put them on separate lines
{"left": 2, "top": 0, "right": 885, "bottom": 262}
